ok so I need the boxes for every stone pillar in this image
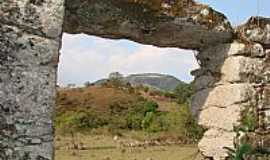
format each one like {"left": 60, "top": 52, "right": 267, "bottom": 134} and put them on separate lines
{"left": 0, "top": 0, "right": 64, "bottom": 159}
{"left": 192, "top": 41, "right": 267, "bottom": 159}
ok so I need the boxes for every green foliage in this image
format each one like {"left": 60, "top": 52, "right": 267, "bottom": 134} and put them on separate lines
{"left": 174, "top": 82, "right": 194, "bottom": 104}
{"left": 126, "top": 100, "right": 159, "bottom": 130}
{"left": 165, "top": 105, "right": 204, "bottom": 141}
{"left": 163, "top": 92, "right": 177, "bottom": 99}
{"left": 225, "top": 143, "right": 253, "bottom": 160}
{"left": 143, "top": 100, "right": 159, "bottom": 113}
{"left": 224, "top": 140, "right": 270, "bottom": 160}
{"left": 240, "top": 108, "right": 257, "bottom": 132}
{"left": 126, "top": 113, "right": 145, "bottom": 130}
{"left": 55, "top": 83, "right": 203, "bottom": 143}
{"left": 55, "top": 100, "right": 203, "bottom": 142}
{"left": 142, "top": 86, "right": 150, "bottom": 93}
{"left": 56, "top": 110, "right": 108, "bottom": 132}
{"left": 145, "top": 112, "right": 169, "bottom": 133}
{"left": 142, "top": 112, "right": 155, "bottom": 130}
{"left": 225, "top": 105, "right": 270, "bottom": 160}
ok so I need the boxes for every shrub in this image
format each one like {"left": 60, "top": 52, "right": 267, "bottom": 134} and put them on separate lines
{"left": 142, "top": 112, "right": 155, "bottom": 130}
{"left": 225, "top": 143, "right": 253, "bottom": 160}
{"left": 84, "top": 81, "right": 91, "bottom": 87}
{"left": 108, "top": 115, "right": 128, "bottom": 130}
{"left": 109, "top": 102, "right": 129, "bottom": 115}
{"left": 143, "top": 86, "right": 150, "bottom": 93}
{"left": 163, "top": 104, "right": 204, "bottom": 142}
{"left": 144, "top": 100, "right": 159, "bottom": 113}
{"left": 125, "top": 100, "right": 159, "bottom": 130}
{"left": 56, "top": 111, "right": 108, "bottom": 132}
{"left": 240, "top": 107, "right": 257, "bottom": 132}
{"left": 144, "top": 112, "right": 169, "bottom": 133}
{"left": 174, "top": 82, "right": 194, "bottom": 104}
{"left": 164, "top": 92, "right": 177, "bottom": 99}
{"left": 126, "top": 113, "right": 145, "bottom": 130}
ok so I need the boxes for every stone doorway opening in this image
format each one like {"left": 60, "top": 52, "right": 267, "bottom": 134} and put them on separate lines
{"left": 55, "top": 33, "right": 201, "bottom": 160}
{"left": 1, "top": 0, "right": 269, "bottom": 160}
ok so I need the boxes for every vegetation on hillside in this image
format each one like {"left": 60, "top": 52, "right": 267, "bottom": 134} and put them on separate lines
{"left": 55, "top": 78, "right": 202, "bottom": 143}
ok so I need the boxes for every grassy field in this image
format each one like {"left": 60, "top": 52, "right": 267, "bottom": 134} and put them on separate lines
{"left": 55, "top": 134, "right": 199, "bottom": 160}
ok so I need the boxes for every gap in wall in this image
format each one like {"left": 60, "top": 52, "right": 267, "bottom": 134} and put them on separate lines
{"left": 55, "top": 33, "right": 202, "bottom": 160}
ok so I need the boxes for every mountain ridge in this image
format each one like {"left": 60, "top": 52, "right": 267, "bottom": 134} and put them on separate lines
{"left": 93, "top": 72, "right": 186, "bottom": 91}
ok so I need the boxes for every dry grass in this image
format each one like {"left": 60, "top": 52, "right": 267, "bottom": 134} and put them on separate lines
{"left": 57, "top": 86, "right": 179, "bottom": 113}
{"left": 55, "top": 133, "right": 199, "bottom": 160}
{"left": 57, "top": 86, "right": 140, "bottom": 113}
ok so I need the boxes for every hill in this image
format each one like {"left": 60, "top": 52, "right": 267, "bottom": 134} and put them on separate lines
{"left": 126, "top": 73, "right": 185, "bottom": 91}
{"left": 56, "top": 82, "right": 202, "bottom": 140}
{"left": 92, "top": 72, "right": 186, "bottom": 91}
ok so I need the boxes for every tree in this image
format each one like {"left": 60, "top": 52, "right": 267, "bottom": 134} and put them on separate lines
{"left": 67, "top": 83, "right": 76, "bottom": 88}
{"left": 109, "top": 72, "right": 123, "bottom": 79}
{"left": 174, "top": 82, "right": 194, "bottom": 104}
{"left": 84, "top": 81, "right": 91, "bottom": 87}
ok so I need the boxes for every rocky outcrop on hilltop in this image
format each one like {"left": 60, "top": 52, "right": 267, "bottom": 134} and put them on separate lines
{"left": 126, "top": 73, "right": 185, "bottom": 91}
{"left": 93, "top": 72, "right": 186, "bottom": 91}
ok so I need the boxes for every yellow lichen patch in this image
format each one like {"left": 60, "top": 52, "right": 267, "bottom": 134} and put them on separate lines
{"left": 124, "top": 0, "right": 196, "bottom": 14}
{"left": 126, "top": 0, "right": 163, "bottom": 11}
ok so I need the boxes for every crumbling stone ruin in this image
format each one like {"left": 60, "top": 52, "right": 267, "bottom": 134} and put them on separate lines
{"left": 0, "top": 0, "right": 269, "bottom": 160}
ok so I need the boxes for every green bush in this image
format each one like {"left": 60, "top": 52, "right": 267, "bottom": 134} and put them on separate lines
{"left": 144, "top": 100, "right": 158, "bottom": 113}
{"left": 241, "top": 107, "right": 257, "bottom": 132}
{"left": 108, "top": 115, "right": 128, "bottom": 130}
{"left": 225, "top": 143, "right": 253, "bottom": 160}
{"left": 56, "top": 111, "right": 107, "bottom": 131}
{"left": 142, "top": 112, "right": 155, "bottom": 130}
{"left": 145, "top": 112, "right": 169, "bottom": 133}
{"left": 164, "top": 92, "right": 177, "bottom": 99}
{"left": 125, "top": 100, "right": 159, "bottom": 130}
{"left": 174, "top": 82, "right": 194, "bottom": 104}
{"left": 126, "top": 113, "right": 145, "bottom": 130}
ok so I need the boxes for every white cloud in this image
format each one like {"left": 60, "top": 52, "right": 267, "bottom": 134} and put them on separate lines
{"left": 57, "top": 34, "right": 199, "bottom": 86}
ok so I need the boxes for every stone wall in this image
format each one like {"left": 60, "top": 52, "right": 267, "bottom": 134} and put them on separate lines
{"left": 192, "top": 17, "right": 270, "bottom": 159}
{"left": 0, "top": 0, "right": 64, "bottom": 159}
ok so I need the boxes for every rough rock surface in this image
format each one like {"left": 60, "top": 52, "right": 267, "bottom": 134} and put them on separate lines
{"left": 1, "top": 0, "right": 270, "bottom": 160}
{"left": 0, "top": 0, "right": 64, "bottom": 159}
{"left": 237, "top": 17, "right": 270, "bottom": 45}
{"left": 64, "top": 0, "right": 233, "bottom": 49}
{"left": 192, "top": 17, "right": 270, "bottom": 159}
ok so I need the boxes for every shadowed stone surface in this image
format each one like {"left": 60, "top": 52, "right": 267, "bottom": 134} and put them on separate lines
{"left": 0, "top": 0, "right": 64, "bottom": 159}
{"left": 64, "top": 0, "right": 233, "bottom": 49}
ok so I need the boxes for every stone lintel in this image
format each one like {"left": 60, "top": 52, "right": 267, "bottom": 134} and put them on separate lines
{"left": 64, "top": 0, "right": 233, "bottom": 49}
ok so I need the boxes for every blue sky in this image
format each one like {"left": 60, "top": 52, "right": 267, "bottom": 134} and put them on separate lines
{"left": 58, "top": 1, "right": 269, "bottom": 86}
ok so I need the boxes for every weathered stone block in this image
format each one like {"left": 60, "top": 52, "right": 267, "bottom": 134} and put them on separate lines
{"left": 198, "top": 129, "right": 235, "bottom": 160}
{"left": 0, "top": 24, "right": 59, "bottom": 160}
{"left": 192, "top": 84, "right": 255, "bottom": 116}
{"left": 198, "top": 104, "right": 241, "bottom": 131}
{"left": 0, "top": 0, "right": 65, "bottom": 38}
{"left": 193, "top": 73, "right": 216, "bottom": 90}
{"left": 221, "top": 56, "right": 264, "bottom": 83}
{"left": 238, "top": 17, "right": 270, "bottom": 45}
